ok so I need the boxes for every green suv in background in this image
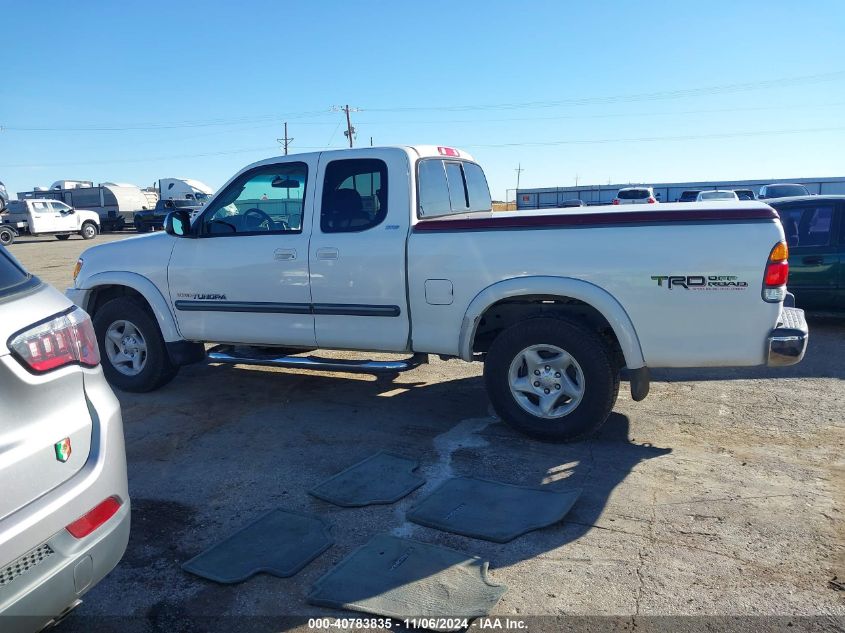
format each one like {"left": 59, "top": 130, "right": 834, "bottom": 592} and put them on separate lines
{"left": 769, "top": 196, "right": 844, "bottom": 311}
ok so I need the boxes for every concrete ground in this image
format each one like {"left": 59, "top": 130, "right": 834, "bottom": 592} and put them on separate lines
{"left": 7, "top": 233, "right": 845, "bottom": 631}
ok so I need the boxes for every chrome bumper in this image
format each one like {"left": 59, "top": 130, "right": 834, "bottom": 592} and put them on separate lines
{"left": 767, "top": 307, "right": 808, "bottom": 367}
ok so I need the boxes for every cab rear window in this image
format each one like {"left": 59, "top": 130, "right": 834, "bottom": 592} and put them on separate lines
{"left": 0, "top": 249, "right": 35, "bottom": 298}
{"left": 418, "top": 159, "right": 492, "bottom": 218}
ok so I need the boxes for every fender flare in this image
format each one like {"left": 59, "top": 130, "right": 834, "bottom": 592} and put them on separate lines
{"left": 76, "top": 271, "right": 182, "bottom": 342}
{"left": 458, "top": 276, "right": 646, "bottom": 369}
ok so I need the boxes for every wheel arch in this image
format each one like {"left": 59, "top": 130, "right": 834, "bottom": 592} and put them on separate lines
{"left": 458, "top": 276, "right": 645, "bottom": 369}
{"left": 76, "top": 272, "right": 182, "bottom": 342}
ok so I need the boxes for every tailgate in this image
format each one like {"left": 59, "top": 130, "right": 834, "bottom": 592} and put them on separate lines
{"left": 0, "top": 284, "right": 93, "bottom": 522}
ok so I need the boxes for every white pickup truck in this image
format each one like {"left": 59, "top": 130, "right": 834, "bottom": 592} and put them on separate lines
{"left": 66, "top": 146, "right": 808, "bottom": 441}
{"left": 1, "top": 199, "right": 100, "bottom": 246}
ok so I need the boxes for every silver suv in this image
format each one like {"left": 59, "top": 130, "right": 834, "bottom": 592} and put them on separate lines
{"left": 0, "top": 246, "right": 129, "bottom": 632}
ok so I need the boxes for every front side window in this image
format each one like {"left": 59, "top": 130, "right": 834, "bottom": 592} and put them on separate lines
{"left": 320, "top": 159, "right": 387, "bottom": 233}
{"left": 199, "top": 162, "right": 307, "bottom": 236}
{"left": 418, "top": 159, "right": 491, "bottom": 218}
{"left": 49, "top": 202, "right": 71, "bottom": 213}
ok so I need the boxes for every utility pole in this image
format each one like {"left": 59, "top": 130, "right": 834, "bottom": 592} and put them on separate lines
{"left": 332, "top": 105, "right": 361, "bottom": 148}
{"left": 276, "top": 122, "right": 294, "bottom": 155}
{"left": 515, "top": 163, "right": 524, "bottom": 192}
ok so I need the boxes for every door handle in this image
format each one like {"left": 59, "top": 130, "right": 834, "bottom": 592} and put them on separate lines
{"left": 802, "top": 256, "right": 824, "bottom": 265}
{"left": 274, "top": 248, "right": 297, "bottom": 261}
{"left": 317, "top": 247, "right": 339, "bottom": 260}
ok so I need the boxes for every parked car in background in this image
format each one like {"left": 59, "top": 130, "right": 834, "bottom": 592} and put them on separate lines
{"left": 1, "top": 200, "right": 101, "bottom": 246}
{"left": 758, "top": 183, "right": 810, "bottom": 200}
{"left": 677, "top": 190, "right": 701, "bottom": 202}
{"left": 612, "top": 187, "right": 658, "bottom": 205}
{"left": 768, "top": 195, "right": 844, "bottom": 310}
{"left": 0, "top": 245, "right": 129, "bottom": 631}
{"left": 133, "top": 199, "right": 203, "bottom": 233}
{"left": 696, "top": 190, "right": 740, "bottom": 202}
{"left": 559, "top": 199, "right": 586, "bottom": 208}
{"left": 0, "top": 181, "right": 8, "bottom": 212}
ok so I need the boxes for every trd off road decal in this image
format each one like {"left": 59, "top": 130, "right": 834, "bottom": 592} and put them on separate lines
{"left": 176, "top": 292, "right": 227, "bottom": 300}
{"left": 651, "top": 275, "right": 748, "bottom": 290}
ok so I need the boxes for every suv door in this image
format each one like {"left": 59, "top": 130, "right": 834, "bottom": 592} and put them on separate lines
{"left": 309, "top": 150, "right": 411, "bottom": 351}
{"left": 774, "top": 201, "right": 841, "bottom": 310}
{"left": 167, "top": 159, "right": 317, "bottom": 346}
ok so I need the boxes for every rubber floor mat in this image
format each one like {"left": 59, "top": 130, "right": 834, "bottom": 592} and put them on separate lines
{"left": 407, "top": 476, "right": 581, "bottom": 543}
{"left": 182, "top": 509, "right": 332, "bottom": 583}
{"left": 308, "top": 534, "right": 506, "bottom": 625}
{"left": 309, "top": 451, "right": 425, "bottom": 507}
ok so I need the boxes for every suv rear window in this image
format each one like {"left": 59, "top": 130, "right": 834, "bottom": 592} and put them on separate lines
{"left": 764, "top": 185, "right": 809, "bottom": 198}
{"left": 0, "top": 248, "right": 35, "bottom": 298}
{"left": 617, "top": 189, "right": 649, "bottom": 200}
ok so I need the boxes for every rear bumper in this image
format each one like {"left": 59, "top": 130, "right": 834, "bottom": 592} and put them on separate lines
{"left": 767, "top": 307, "right": 809, "bottom": 367}
{"left": 0, "top": 503, "right": 130, "bottom": 633}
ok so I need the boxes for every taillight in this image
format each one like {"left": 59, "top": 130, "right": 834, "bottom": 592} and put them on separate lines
{"left": 647, "top": 197, "right": 656, "bottom": 203}
{"left": 66, "top": 496, "right": 122, "bottom": 539}
{"left": 7, "top": 308, "right": 100, "bottom": 373}
{"left": 612, "top": 198, "right": 620, "bottom": 205}
{"left": 762, "top": 241, "right": 789, "bottom": 302}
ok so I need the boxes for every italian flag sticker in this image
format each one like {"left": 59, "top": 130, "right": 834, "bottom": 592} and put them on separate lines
{"left": 54, "top": 438, "right": 72, "bottom": 462}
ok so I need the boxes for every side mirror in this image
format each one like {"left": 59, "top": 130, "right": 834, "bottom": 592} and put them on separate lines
{"left": 165, "top": 209, "right": 192, "bottom": 237}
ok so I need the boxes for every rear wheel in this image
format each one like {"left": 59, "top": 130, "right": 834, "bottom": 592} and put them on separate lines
{"left": 80, "top": 221, "right": 98, "bottom": 240}
{"left": 93, "top": 297, "right": 178, "bottom": 392}
{"left": 56, "top": 234, "right": 71, "bottom": 241}
{"left": 484, "top": 317, "right": 618, "bottom": 442}
{"left": 0, "top": 228, "right": 14, "bottom": 246}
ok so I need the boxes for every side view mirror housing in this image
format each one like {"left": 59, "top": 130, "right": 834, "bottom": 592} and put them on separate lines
{"left": 165, "top": 209, "right": 192, "bottom": 237}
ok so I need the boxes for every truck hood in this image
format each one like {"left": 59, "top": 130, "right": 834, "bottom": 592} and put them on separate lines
{"left": 76, "top": 208, "right": 102, "bottom": 223}
{"left": 75, "top": 232, "right": 177, "bottom": 289}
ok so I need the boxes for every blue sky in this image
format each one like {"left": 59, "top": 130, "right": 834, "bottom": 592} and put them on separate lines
{"left": 2, "top": 0, "right": 844, "bottom": 200}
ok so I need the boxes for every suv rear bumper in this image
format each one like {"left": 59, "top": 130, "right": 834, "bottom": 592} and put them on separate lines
{"left": 767, "top": 307, "right": 808, "bottom": 366}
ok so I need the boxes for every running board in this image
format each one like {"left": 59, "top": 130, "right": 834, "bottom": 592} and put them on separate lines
{"left": 207, "top": 345, "right": 428, "bottom": 374}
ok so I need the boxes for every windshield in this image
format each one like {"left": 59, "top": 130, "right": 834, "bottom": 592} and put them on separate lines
{"left": 617, "top": 189, "right": 649, "bottom": 199}
{"left": 764, "top": 184, "right": 809, "bottom": 198}
{"left": 700, "top": 191, "right": 736, "bottom": 200}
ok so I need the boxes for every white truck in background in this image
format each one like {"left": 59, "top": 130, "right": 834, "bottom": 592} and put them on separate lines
{"left": 67, "top": 145, "right": 808, "bottom": 442}
{"left": 157, "top": 178, "right": 214, "bottom": 203}
{"left": 1, "top": 199, "right": 100, "bottom": 245}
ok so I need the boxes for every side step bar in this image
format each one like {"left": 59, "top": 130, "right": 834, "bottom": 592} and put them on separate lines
{"left": 207, "top": 345, "right": 428, "bottom": 374}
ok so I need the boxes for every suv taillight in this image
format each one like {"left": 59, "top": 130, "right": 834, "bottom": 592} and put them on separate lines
{"left": 8, "top": 308, "right": 100, "bottom": 373}
{"left": 612, "top": 198, "right": 620, "bottom": 205}
{"left": 647, "top": 197, "right": 656, "bottom": 203}
{"left": 762, "top": 241, "right": 789, "bottom": 303}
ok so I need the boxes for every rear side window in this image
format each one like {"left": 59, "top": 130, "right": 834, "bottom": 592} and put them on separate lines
{"left": 777, "top": 205, "right": 835, "bottom": 248}
{"left": 418, "top": 159, "right": 491, "bottom": 218}
{"left": 618, "top": 189, "right": 649, "bottom": 200}
{"left": 0, "top": 249, "right": 33, "bottom": 298}
{"left": 321, "top": 159, "right": 387, "bottom": 233}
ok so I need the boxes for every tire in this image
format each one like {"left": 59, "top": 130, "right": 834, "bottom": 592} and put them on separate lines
{"left": 93, "top": 297, "right": 178, "bottom": 392}
{"left": 484, "top": 317, "right": 618, "bottom": 442}
{"left": 80, "top": 222, "right": 98, "bottom": 240}
{"left": 0, "top": 228, "right": 14, "bottom": 247}
{"left": 56, "top": 234, "right": 71, "bottom": 241}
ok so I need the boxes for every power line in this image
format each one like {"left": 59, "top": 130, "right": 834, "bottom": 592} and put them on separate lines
{"left": 362, "top": 71, "right": 845, "bottom": 113}
{"left": 464, "top": 125, "right": 845, "bottom": 149}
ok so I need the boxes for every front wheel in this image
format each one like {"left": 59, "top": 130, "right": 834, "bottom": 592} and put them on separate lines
{"left": 484, "top": 317, "right": 618, "bottom": 442}
{"left": 80, "top": 221, "right": 98, "bottom": 240}
{"left": 0, "top": 228, "right": 14, "bottom": 246}
{"left": 93, "top": 297, "right": 178, "bottom": 392}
